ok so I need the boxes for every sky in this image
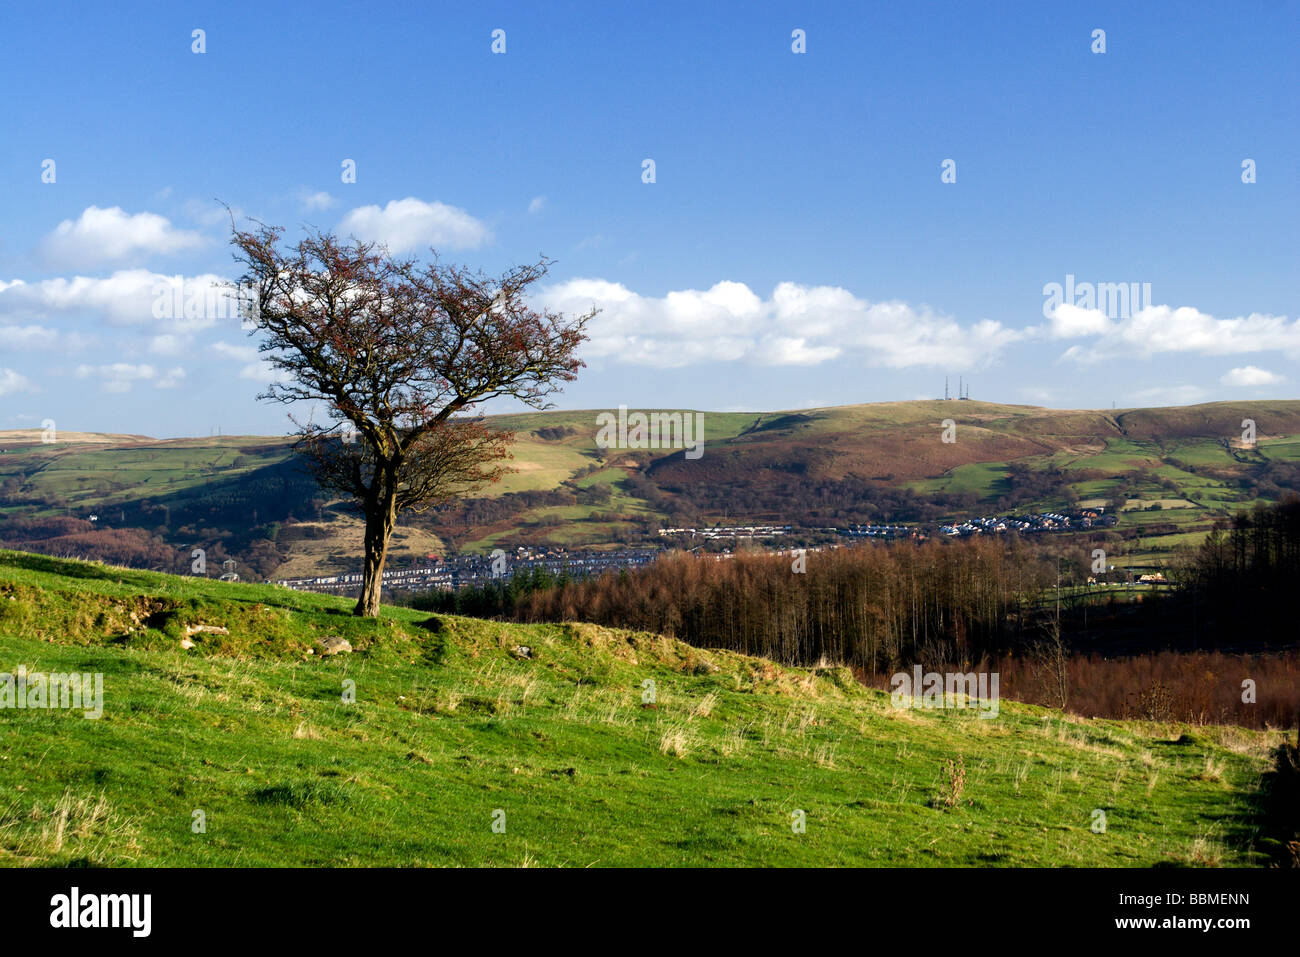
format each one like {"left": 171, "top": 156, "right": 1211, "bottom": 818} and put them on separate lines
{"left": 0, "top": 0, "right": 1296, "bottom": 437}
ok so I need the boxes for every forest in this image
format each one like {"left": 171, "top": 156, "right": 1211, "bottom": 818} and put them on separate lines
{"left": 411, "top": 498, "right": 1300, "bottom": 727}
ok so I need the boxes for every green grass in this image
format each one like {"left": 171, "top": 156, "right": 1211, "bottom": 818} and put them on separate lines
{"left": 0, "top": 438, "right": 292, "bottom": 512}
{"left": 0, "top": 550, "right": 1285, "bottom": 867}
{"left": 1260, "top": 438, "right": 1300, "bottom": 462}
{"left": 908, "top": 461, "right": 1010, "bottom": 498}
{"left": 1062, "top": 437, "right": 1159, "bottom": 473}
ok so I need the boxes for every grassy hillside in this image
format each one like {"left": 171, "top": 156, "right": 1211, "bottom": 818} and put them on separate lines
{"left": 0, "top": 550, "right": 1288, "bottom": 867}
{"left": 2, "top": 398, "right": 1297, "bottom": 571}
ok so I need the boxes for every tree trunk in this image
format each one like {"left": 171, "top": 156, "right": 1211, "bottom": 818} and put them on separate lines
{"left": 354, "top": 487, "right": 397, "bottom": 617}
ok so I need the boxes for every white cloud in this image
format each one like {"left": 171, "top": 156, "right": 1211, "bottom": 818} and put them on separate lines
{"left": 210, "top": 341, "right": 260, "bottom": 362}
{"left": 156, "top": 366, "right": 186, "bottom": 389}
{"left": 299, "top": 190, "right": 337, "bottom": 212}
{"left": 0, "top": 270, "right": 239, "bottom": 334}
{"left": 538, "top": 279, "right": 1022, "bottom": 369}
{"left": 528, "top": 195, "right": 546, "bottom": 214}
{"left": 0, "top": 368, "right": 34, "bottom": 396}
{"left": 209, "top": 342, "right": 284, "bottom": 383}
{"left": 338, "top": 197, "right": 491, "bottom": 253}
{"left": 212, "top": 342, "right": 282, "bottom": 380}
{"left": 237, "top": 360, "right": 291, "bottom": 384}
{"left": 75, "top": 363, "right": 158, "bottom": 394}
{"left": 39, "top": 206, "right": 205, "bottom": 267}
{"left": 1221, "top": 365, "right": 1284, "bottom": 387}
{"left": 1043, "top": 303, "right": 1299, "bottom": 362}
{"left": 148, "top": 334, "right": 191, "bottom": 356}
{"left": 69, "top": 361, "right": 186, "bottom": 394}
{"left": 1042, "top": 303, "right": 1115, "bottom": 339}
{"left": 0, "top": 324, "right": 58, "bottom": 350}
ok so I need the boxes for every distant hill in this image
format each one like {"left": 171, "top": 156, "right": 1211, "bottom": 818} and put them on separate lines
{"left": 2, "top": 398, "right": 1297, "bottom": 577}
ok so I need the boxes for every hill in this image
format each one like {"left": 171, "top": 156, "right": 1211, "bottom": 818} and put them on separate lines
{"left": 0, "top": 549, "right": 1289, "bottom": 866}
{"left": 2, "top": 398, "right": 1298, "bottom": 577}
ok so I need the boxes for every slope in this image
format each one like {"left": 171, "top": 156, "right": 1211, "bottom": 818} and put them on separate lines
{"left": 0, "top": 550, "right": 1287, "bottom": 867}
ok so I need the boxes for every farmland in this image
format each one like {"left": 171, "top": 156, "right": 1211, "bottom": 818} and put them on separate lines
{"left": 1, "top": 399, "right": 1297, "bottom": 579}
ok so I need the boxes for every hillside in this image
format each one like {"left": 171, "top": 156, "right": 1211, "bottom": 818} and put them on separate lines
{"left": 2, "top": 398, "right": 1298, "bottom": 577}
{"left": 0, "top": 550, "right": 1291, "bottom": 867}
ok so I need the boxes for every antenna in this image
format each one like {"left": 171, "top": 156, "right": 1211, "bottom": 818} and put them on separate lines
{"left": 945, "top": 376, "right": 950, "bottom": 401}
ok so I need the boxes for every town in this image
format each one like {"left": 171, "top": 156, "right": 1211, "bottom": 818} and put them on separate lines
{"left": 273, "top": 507, "right": 1119, "bottom": 595}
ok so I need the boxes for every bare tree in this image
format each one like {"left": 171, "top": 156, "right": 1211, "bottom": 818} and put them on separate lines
{"left": 1029, "top": 559, "right": 1070, "bottom": 709}
{"left": 1031, "top": 614, "right": 1071, "bottom": 710}
{"left": 229, "top": 223, "right": 593, "bottom": 616}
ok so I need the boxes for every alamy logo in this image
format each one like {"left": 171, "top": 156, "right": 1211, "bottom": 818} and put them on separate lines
{"left": 0, "top": 666, "right": 103, "bottom": 719}
{"left": 890, "top": 666, "right": 999, "bottom": 719}
{"left": 152, "top": 276, "right": 259, "bottom": 328}
{"left": 1042, "top": 274, "right": 1152, "bottom": 320}
{"left": 595, "top": 405, "right": 704, "bottom": 459}
{"left": 50, "top": 887, "right": 151, "bottom": 937}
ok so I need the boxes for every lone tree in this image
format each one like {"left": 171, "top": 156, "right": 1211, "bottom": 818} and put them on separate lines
{"left": 229, "top": 224, "right": 593, "bottom": 617}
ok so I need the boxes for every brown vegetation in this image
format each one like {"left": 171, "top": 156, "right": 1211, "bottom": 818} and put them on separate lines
{"left": 857, "top": 650, "right": 1299, "bottom": 729}
{"left": 512, "top": 539, "right": 1052, "bottom": 670}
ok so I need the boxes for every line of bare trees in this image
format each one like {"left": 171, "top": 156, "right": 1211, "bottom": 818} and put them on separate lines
{"left": 505, "top": 538, "right": 1054, "bottom": 670}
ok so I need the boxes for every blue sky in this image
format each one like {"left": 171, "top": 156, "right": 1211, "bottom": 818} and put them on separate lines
{"left": 1, "top": 0, "right": 1296, "bottom": 437}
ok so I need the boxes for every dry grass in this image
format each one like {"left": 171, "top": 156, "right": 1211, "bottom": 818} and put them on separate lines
{"left": 292, "top": 721, "right": 322, "bottom": 740}
{"left": 1183, "top": 834, "right": 1225, "bottom": 866}
{"left": 0, "top": 789, "right": 136, "bottom": 864}
{"left": 934, "top": 757, "right": 967, "bottom": 808}
{"left": 689, "top": 691, "right": 718, "bottom": 720}
{"left": 1193, "top": 756, "right": 1225, "bottom": 782}
{"left": 813, "top": 743, "right": 837, "bottom": 768}
{"left": 658, "top": 724, "right": 695, "bottom": 758}
{"left": 717, "top": 722, "right": 750, "bottom": 757}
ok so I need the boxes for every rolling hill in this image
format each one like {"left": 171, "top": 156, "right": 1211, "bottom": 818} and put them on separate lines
{"left": 1, "top": 398, "right": 1298, "bottom": 578}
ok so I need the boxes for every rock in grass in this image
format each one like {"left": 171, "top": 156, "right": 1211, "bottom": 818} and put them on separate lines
{"left": 512, "top": 645, "right": 533, "bottom": 660}
{"left": 318, "top": 636, "right": 352, "bottom": 657}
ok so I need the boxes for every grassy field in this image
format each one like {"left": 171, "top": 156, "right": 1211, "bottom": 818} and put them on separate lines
{"left": 0, "top": 550, "right": 1288, "bottom": 867}
{"left": 0, "top": 434, "right": 293, "bottom": 513}
{"left": 907, "top": 461, "right": 1010, "bottom": 499}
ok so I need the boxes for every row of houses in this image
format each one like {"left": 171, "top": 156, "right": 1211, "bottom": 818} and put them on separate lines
{"left": 661, "top": 523, "right": 917, "bottom": 540}
{"left": 940, "top": 509, "right": 1117, "bottom": 537}
{"left": 840, "top": 524, "right": 916, "bottom": 539}
{"left": 659, "top": 525, "right": 792, "bottom": 539}
{"left": 273, "top": 546, "right": 659, "bottom": 595}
